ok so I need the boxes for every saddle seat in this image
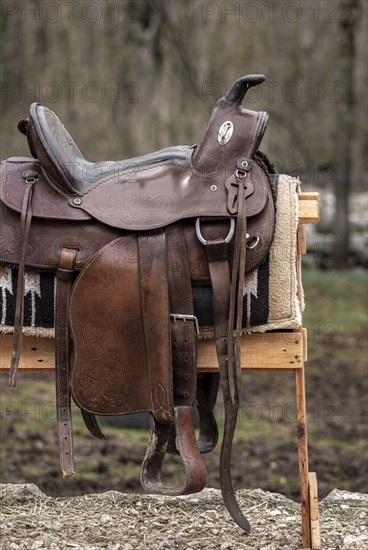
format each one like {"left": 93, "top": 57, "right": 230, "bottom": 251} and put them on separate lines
{"left": 18, "top": 100, "right": 272, "bottom": 233}
{"left": 19, "top": 103, "right": 192, "bottom": 196}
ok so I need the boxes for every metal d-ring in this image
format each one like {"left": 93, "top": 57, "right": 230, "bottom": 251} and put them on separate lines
{"left": 195, "top": 217, "right": 235, "bottom": 246}
{"left": 235, "top": 169, "right": 246, "bottom": 179}
{"left": 22, "top": 171, "right": 39, "bottom": 185}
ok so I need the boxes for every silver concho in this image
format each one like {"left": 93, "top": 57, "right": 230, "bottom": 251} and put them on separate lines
{"left": 218, "top": 121, "right": 233, "bottom": 145}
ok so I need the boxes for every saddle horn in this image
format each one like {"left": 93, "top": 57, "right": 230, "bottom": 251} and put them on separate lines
{"left": 224, "top": 74, "right": 265, "bottom": 104}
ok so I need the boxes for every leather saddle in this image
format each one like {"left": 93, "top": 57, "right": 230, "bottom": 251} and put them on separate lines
{"left": 0, "top": 74, "right": 276, "bottom": 532}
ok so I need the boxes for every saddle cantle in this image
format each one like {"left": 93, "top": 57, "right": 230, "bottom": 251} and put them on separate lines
{"left": 1, "top": 74, "right": 277, "bottom": 533}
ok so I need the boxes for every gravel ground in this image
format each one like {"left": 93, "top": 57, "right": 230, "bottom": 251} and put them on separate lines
{"left": 0, "top": 484, "right": 367, "bottom": 550}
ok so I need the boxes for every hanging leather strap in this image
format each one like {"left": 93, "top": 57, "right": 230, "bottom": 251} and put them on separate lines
{"left": 55, "top": 247, "right": 78, "bottom": 477}
{"left": 196, "top": 159, "right": 251, "bottom": 533}
{"left": 8, "top": 171, "right": 38, "bottom": 387}
{"left": 166, "top": 223, "right": 197, "bottom": 410}
{"left": 165, "top": 225, "right": 219, "bottom": 455}
{"left": 227, "top": 159, "right": 251, "bottom": 402}
{"left": 165, "top": 223, "right": 198, "bottom": 455}
{"left": 220, "top": 160, "right": 250, "bottom": 532}
{"left": 140, "top": 227, "right": 206, "bottom": 495}
{"left": 81, "top": 410, "right": 105, "bottom": 439}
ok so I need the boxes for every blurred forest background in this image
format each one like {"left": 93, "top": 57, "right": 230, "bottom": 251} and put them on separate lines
{"left": 0, "top": 0, "right": 367, "bottom": 504}
{"left": 1, "top": 0, "right": 367, "bottom": 266}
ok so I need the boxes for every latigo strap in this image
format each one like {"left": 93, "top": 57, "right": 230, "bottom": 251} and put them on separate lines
{"left": 55, "top": 247, "right": 78, "bottom": 477}
{"left": 8, "top": 170, "right": 38, "bottom": 386}
{"left": 196, "top": 159, "right": 252, "bottom": 531}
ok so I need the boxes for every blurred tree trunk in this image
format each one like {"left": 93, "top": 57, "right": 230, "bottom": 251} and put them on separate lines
{"left": 334, "top": 0, "right": 360, "bottom": 268}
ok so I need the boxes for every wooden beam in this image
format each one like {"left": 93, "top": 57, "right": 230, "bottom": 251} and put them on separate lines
{"left": 309, "top": 472, "right": 321, "bottom": 549}
{"left": 298, "top": 193, "right": 320, "bottom": 224}
{"left": 198, "top": 331, "right": 304, "bottom": 371}
{"left": 0, "top": 335, "right": 55, "bottom": 373}
{"left": 297, "top": 224, "right": 307, "bottom": 254}
{"left": 295, "top": 367, "right": 311, "bottom": 548}
{"left": 298, "top": 192, "right": 320, "bottom": 201}
{"left": 0, "top": 331, "right": 305, "bottom": 374}
{"left": 309, "top": 472, "right": 321, "bottom": 550}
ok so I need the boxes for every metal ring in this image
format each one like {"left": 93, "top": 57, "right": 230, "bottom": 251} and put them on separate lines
{"left": 235, "top": 169, "right": 246, "bottom": 179}
{"left": 241, "top": 160, "right": 249, "bottom": 169}
{"left": 195, "top": 217, "right": 235, "bottom": 246}
{"left": 246, "top": 234, "right": 260, "bottom": 250}
{"left": 25, "top": 177, "right": 36, "bottom": 185}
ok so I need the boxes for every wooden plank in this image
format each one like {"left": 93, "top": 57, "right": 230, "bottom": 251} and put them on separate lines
{"left": 298, "top": 192, "right": 320, "bottom": 201}
{"left": 309, "top": 472, "right": 321, "bottom": 549}
{"left": 297, "top": 224, "right": 307, "bottom": 254}
{"left": 0, "top": 335, "right": 55, "bottom": 373}
{"left": 302, "top": 328, "right": 308, "bottom": 362}
{"left": 198, "top": 332, "right": 304, "bottom": 371}
{"left": 298, "top": 193, "right": 320, "bottom": 224}
{"left": 295, "top": 367, "right": 311, "bottom": 549}
{"left": 0, "top": 332, "right": 305, "bottom": 374}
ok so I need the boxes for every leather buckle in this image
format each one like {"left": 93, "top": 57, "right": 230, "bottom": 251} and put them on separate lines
{"left": 170, "top": 314, "right": 200, "bottom": 336}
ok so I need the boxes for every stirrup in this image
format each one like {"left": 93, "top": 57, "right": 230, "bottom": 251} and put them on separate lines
{"left": 140, "top": 406, "right": 206, "bottom": 496}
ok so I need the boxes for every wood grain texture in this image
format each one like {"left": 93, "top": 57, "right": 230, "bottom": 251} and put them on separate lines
{"left": 309, "top": 472, "right": 321, "bottom": 549}
{"left": 0, "top": 332, "right": 305, "bottom": 374}
{"left": 0, "top": 335, "right": 55, "bottom": 373}
{"left": 295, "top": 367, "right": 311, "bottom": 549}
{"left": 298, "top": 193, "right": 320, "bottom": 224}
{"left": 297, "top": 224, "right": 307, "bottom": 254}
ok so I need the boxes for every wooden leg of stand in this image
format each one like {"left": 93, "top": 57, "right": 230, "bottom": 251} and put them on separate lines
{"left": 295, "top": 366, "right": 311, "bottom": 548}
{"left": 309, "top": 472, "right": 321, "bottom": 549}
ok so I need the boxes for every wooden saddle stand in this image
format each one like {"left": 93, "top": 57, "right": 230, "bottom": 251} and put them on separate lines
{"left": 0, "top": 75, "right": 321, "bottom": 548}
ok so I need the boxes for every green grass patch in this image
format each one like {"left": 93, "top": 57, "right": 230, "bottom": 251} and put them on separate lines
{"left": 315, "top": 438, "right": 365, "bottom": 452}
{"left": 302, "top": 268, "right": 367, "bottom": 336}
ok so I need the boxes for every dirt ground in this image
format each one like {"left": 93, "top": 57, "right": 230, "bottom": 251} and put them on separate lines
{"left": 0, "top": 332, "right": 367, "bottom": 503}
{"left": 1, "top": 483, "right": 368, "bottom": 550}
